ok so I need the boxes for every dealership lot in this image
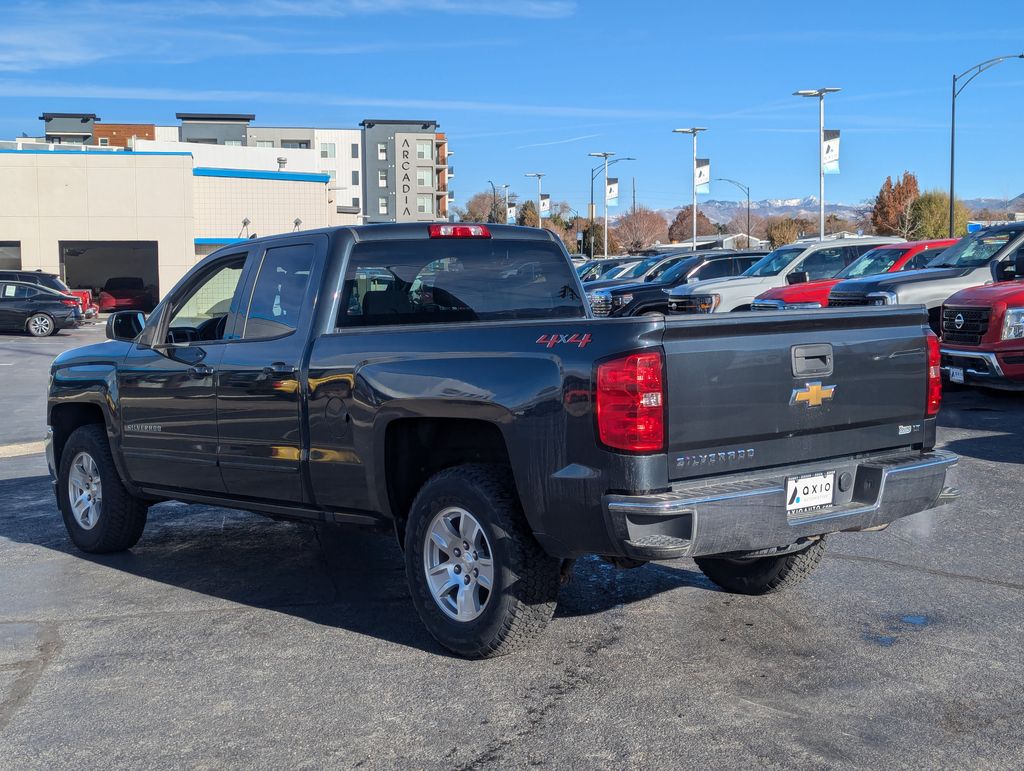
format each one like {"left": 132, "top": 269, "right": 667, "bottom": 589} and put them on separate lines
{"left": 1, "top": 330, "right": 1023, "bottom": 768}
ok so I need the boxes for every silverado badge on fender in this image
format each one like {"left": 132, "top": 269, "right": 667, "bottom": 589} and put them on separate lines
{"left": 790, "top": 382, "right": 836, "bottom": 408}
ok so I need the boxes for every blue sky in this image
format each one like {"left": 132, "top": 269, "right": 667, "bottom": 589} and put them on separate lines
{"left": 2, "top": 0, "right": 1022, "bottom": 213}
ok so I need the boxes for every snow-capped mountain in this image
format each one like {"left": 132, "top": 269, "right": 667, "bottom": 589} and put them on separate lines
{"left": 657, "top": 196, "right": 870, "bottom": 226}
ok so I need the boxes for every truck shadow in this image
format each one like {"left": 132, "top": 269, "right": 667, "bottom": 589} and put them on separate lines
{"left": 0, "top": 474, "right": 710, "bottom": 657}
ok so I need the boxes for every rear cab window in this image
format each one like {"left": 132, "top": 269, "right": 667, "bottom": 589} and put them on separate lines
{"left": 338, "top": 240, "right": 584, "bottom": 327}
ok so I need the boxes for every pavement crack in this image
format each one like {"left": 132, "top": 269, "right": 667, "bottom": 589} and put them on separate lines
{"left": 0, "top": 622, "right": 61, "bottom": 733}
{"left": 830, "top": 553, "right": 1024, "bottom": 592}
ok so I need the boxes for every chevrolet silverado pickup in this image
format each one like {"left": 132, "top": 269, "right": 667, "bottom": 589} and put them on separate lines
{"left": 47, "top": 223, "right": 957, "bottom": 658}
{"left": 829, "top": 223, "right": 1024, "bottom": 332}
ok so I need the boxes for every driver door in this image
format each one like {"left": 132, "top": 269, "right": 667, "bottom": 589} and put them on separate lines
{"left": 119, "top": 252, "right": 251, "bottom": 493}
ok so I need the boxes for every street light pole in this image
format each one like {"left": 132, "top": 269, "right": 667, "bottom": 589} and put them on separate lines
{"left": 715, "top": 178, "right": 751, "bottom": 246}
{"left": 672, "top": 128, "right": 707, "bottom": 250}
{"left": 525, "top": 173, "right": 545, "bottom": 228}
{"left": 794, "top": 88, "right": 840, "bottom": 240}
{"left": 502, "top": 184, "right": 510, "bottom": 224}
{"left": 487, "top": 180, "right": 497, "bottom": 223}
{"left": 588, "top": 152, "right": 615, "bottom": 257}
{"left": 587, "top": 155, "right": 635, "bottom": 258}
{"left": 949, "top": 54, "right": 1024, "bottom": 237}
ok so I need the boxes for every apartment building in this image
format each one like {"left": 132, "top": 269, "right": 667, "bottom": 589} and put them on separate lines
{"left": 360, "top": 119, "right": 451, "bottom": 223}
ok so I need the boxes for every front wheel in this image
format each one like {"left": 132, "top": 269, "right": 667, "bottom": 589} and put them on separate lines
{"left": 694, "top": 538, "right": 826, "bottom": 595}
{"left": 58, "top": 424, "right": 149, "bottom": 553}
{"left": 404, "top": 464, "right": 561, "bottom": 658}
{"left": 27, "top": 313, "right": 55, "bottom": 337}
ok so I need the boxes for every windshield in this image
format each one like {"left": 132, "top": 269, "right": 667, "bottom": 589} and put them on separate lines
{"left": 835, "top": 247, "right": 907, "bottom": 279}
{"left": 928, "top": 230, "right": 1016, "bottom": 268}
{"left": 743, "top": 247, "right": 805, "bottom": 277}
{"left": 614, "top": 256, "right": 662, "bottom": 280}
{"left": 579, "top": 260, "right": 625, "bottom": 282}
{"left": 657, "top": 257, "right": 701, "bottom": 284}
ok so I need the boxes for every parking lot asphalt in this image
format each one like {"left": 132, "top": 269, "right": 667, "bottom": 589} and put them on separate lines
{"left": 1, "top": 329, "right": 1022, "bottom": 769}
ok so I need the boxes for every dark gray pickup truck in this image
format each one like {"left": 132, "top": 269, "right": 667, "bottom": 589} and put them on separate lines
{"left": 47, "top": 223, "right": 957, "bottom": 657}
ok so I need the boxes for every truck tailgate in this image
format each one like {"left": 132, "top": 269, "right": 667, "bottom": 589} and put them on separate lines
{"left": 662, "top": 307, "right": 931, "bottom": 481}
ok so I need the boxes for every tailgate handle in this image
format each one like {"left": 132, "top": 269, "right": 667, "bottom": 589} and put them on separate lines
{"left": 792, "top": 344, "right": 833, "bottom": 377}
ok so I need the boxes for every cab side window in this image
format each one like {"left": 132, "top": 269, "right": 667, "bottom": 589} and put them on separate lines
{"left": 796, "top": 247, "right": 846, "bottom": 280}
{"left": 166, "top": 256, "right": 247, "bottom": 343}
{"left": 904, "top": 248, "right": 942, "bottom": 270}
{"left": 695, "top": 259, "right": 733, "bottom": 280}
{"left": 241, "top": 244, "right": 315, "bottom": 340}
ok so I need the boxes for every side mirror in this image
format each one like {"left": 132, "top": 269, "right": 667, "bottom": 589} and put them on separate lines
{"left": 787, "top": 271, "right": 809, "bottom": 285}
{"left": 990, "top": 260, "right": 1016, "bottom": 283}
{"left": 105, "top": 310, "right": 145, "bottom": 341}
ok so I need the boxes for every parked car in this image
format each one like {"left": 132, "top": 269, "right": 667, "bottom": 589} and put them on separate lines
{"left": 669, "top": 236, "right": 904, "bottom": 314}
{"left": 47, "top": 223, "right": 957, "bottom": 658}
{"left": 577, "top": 258, "right": 637, "bottom": 283}
{"left": 828, "top": 223, "right": 1024, "bottom": 333}
{"left": 939, "top": 249, "right": 1024, "bottom": 391}
{"left": 582, "top": 252, "right": 694, "bottom": 292}
{"left": 752, "top": 239, "right": 957, "bottom": 310}
{"left": 98, "top": 277, "right": 155, "bottom": 313}
{"left": 0, "top": 270, "right": 98, "bottom": 319}
{"left": 0, "top": 280, "right": 80, "bottom": 336}
{"left": 588, "top": 250, "right": 766, "bottom": 317}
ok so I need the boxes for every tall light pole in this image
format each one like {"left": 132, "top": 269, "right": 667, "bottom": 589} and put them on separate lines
{"left": 949, "top": 55, "right": 1024, "bottom": 237}
{"left": 587, "top": 155, "right": 634, "bottom": 258}
{"left": 715, "top": 178, "right": 751, "bottom": 246}
{"left": 501, "top": 183, "right": 510, "bottom": 224}
{"left": 588, "top": 152, "right": 616, "bottom": 257}
{"left": 793, "top": 88, "right": 840, "bottom": 240}
{"left": 672, "top": 128, "right": 707, "bottom": 250}
{"left": 525, "top": 172, "right": 544, "bottom": 229}
{"left": 487, "top": 180, "right": 498, "bottom": 223}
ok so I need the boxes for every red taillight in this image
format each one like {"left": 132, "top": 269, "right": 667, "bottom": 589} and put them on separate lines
{"left": 926, "top": 331, "right": 942, "bottom": 416}
{"left": 61, "top": 299, "right": 78, "bottom": 307}
{"left": 596, "top": 351, "right": 665, "bottom": 452}
{"left": 428, "top": 224, "right": 491, "bottom": 239}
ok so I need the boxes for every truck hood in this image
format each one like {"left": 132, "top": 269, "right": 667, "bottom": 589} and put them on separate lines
{"left": 756, "top": 279, "right": 839, "bottom": 303}
{"left": 945, "top": 279, "right": 1024, "bottom": 307}
{"left": 584, "top": 278, "right": 639, "bottom": 292}
{"left": 52, "top": 339, "right": 132, "bottom": 370}
{"left": 669, "top": 275, "right": 769, "bottom": 298}
{"left": 831, "top": 266, "right": 972, "bottom": 295}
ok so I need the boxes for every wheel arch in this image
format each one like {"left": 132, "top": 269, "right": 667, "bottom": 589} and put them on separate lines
{"left": 50, "top": 402, "right": 107, "bottom": 473}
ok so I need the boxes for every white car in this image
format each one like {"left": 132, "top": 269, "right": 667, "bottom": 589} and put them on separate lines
{"left": 668, "top": 235, "right": 904, "bottom": 313}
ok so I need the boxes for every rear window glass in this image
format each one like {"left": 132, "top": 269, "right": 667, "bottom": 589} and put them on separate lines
{"left": 339, "top": 240, "right": 584, "bottom": 327}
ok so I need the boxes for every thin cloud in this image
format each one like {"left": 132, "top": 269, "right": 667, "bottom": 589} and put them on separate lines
{"left": 515, "top": 133, "right": 601, "bottom": 149}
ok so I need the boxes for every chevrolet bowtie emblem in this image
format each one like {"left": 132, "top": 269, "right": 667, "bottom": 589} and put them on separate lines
{"left": 790, "top": 381, "right": 836, "bottom": 407}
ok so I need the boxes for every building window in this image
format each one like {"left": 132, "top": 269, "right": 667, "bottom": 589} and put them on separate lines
{"left": 322, "top": 169, "right": 337, "bottom": 182}
{"left": 377, "top": 142, "right": 387, "bottom": 161}
{"left": 0, "top": 241, "right": 22, "bottom": 270}
{"left": 417, "top": 195, "right": 433, "bottom": 215}
{"left": 416, "top": 168, "right": 433, "bottom": 188}
{"left": 256, "top": 140, "right": 274, "bottom": 148}
{"left": 416, "top": 140, "right": 432, "bottom": 161}
{"left": 351, "top": 143, "right": 359, "bottom": 158}
{"left": 378, "top": 169, "right": 388, "bottom": 188}
{"left": 224, "top": 140, "right": 242, "bottom": 146}
{"left": 352, "top": 197, "right": 360, "bottom": 209}
{"left": 98, "top": 137, "right": 109, "bottom": 146}
{"left": 320, "top": 142, "right": 336, "bottom": 158}
{"left": 351, "top": 170, "right": 360, "bottom": 186}
{"left": 378, "top": 197, "right": 388, "bottom": 215}
{"left": 281, "top": 140, "right": 309, "bottom": 149}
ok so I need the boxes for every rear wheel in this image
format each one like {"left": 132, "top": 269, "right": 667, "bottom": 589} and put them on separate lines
{"left": 404, "top": 464, "right": 561, "bottom": 658}
{"left": 695, "top": 538, "right": 826, "bottom": 595}
{"left": 57, "top": 424, "right": 148, "bottom": 553}
{"left": 27, "top": 313, "right": 55, "bottom": 337}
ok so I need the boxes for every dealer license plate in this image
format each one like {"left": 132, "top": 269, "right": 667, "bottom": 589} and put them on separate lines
{"left": 785, "top": 471, "right": 835, "bottom": 517}
{"left": 949, "top": 367, "right": 965, "bottom": 384}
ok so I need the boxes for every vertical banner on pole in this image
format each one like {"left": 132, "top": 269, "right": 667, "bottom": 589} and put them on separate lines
{"left": 539, "top": 194, "right": 551, "bottom": 218}
{"left": 506, "top": 204, "right": 517, "bottom": 224}
{"left": 695, "top": 159, "right": 711, "bottom": 193}
{"left": 823, "top": 129, "right": 840, "bottom": 174}
{"left": 605, "top": 178, "right": 619, "bottom": 207}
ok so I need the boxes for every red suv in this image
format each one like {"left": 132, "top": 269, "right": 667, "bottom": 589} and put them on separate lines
{"left": 752, "top": 239, "right": 957, "bottom": 310}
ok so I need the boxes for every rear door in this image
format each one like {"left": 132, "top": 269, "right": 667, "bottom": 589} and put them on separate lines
{"left": 662, "top": 308, "right": 930, "bottom": 480}
{"left": 216, "top": 236, "right": 328, "bottom": 503}
{"left": 0, "top": 283, "right": 20, "bottom": 329}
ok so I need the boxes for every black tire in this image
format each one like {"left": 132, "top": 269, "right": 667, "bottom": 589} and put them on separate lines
{"left": 694, "top": 538, "right": 826, "bottom": 595}
{"left": 26, "top": 312, "right": 55, "bottom": 337}
{"left": 57, "top": 424, "right": 148, "bottom": 553}
{"left": 404, "top": 464, "right": 561, "bottom": 658}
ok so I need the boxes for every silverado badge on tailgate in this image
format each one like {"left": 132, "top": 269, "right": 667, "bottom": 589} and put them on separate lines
{"left": 790, "top": 381, "right": 836, "bottom": 408}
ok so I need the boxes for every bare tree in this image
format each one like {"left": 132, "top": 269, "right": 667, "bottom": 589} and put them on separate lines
{"left": 613, "top": 206, "right": 669, "bottom": 252}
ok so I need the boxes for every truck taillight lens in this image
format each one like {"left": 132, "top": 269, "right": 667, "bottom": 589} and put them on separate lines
{"left": 926, "top": 332, "right": 942, "bottom": 416}
{"left": 428, "top": 224, "right": 491, "bottom": 238}
{"left": 596, "top": 351, "right": 665, "bottom": 452}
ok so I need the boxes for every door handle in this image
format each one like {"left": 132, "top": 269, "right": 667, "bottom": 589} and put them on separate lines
{"left": 791, "top": 344, "right": 833, "bottom": 377}
{"left": 187, "top": 365, "right": 214, "bottom": 378}
{"left": 262, "top": 362, "right": 298, "bottom": 377}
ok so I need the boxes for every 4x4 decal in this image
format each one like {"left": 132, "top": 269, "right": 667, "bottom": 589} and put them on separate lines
{"left": 536, "top": 333, "right": 592, "bottom": 349}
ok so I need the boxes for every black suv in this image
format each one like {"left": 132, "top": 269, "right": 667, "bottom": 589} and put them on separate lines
{"left": 587, "top": 250, "right": 766, "bottom": 317}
